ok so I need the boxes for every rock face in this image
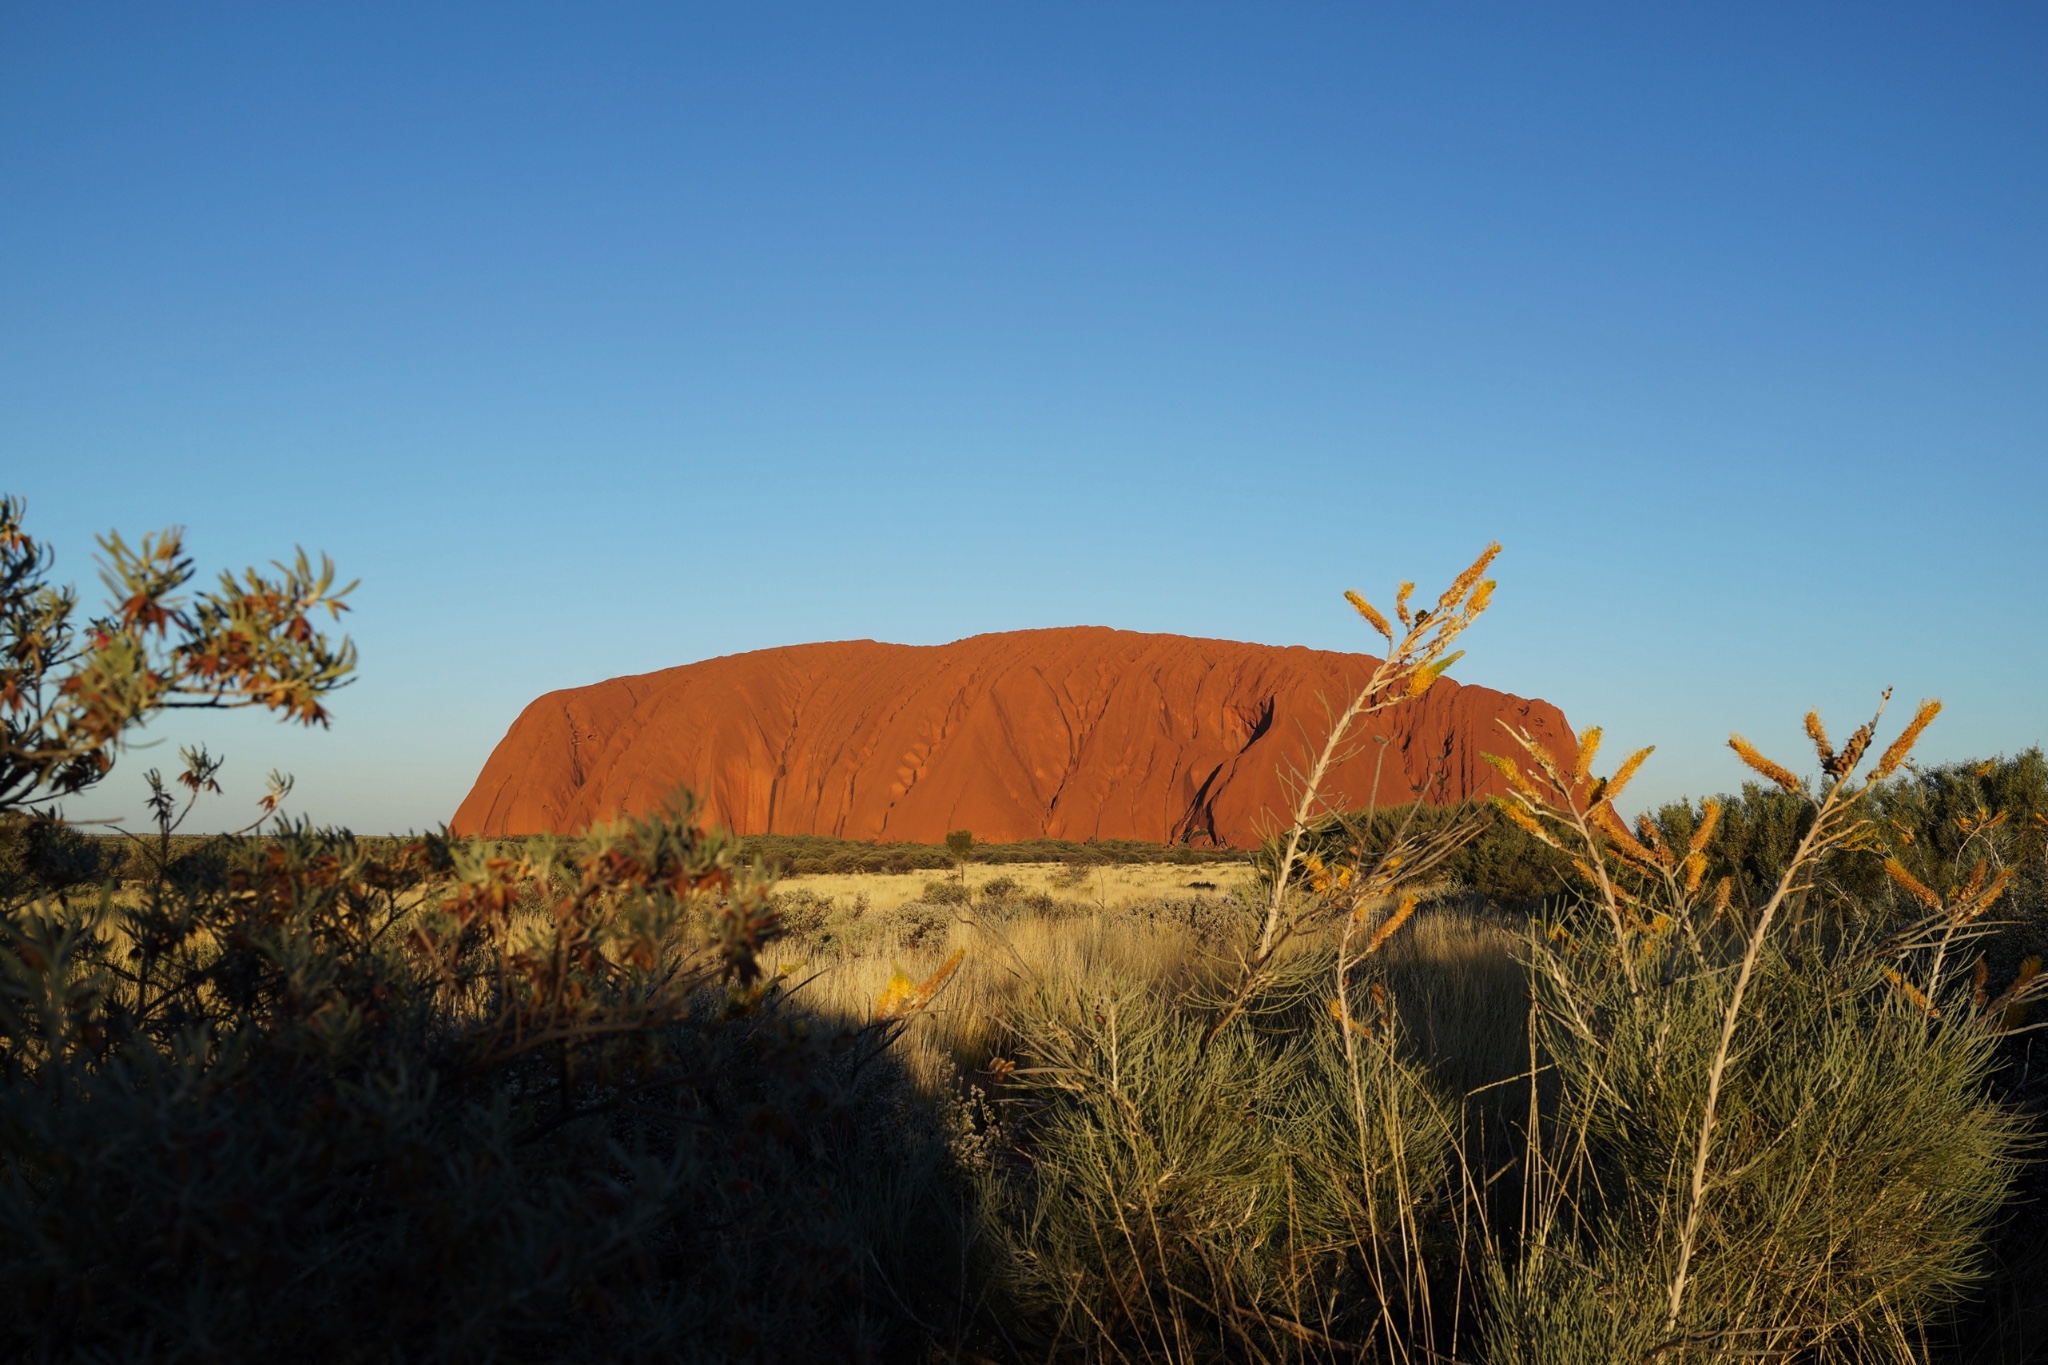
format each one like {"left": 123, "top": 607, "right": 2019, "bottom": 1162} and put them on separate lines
{"left": 451, "top": 627, "right": 1577, "bottom": 845}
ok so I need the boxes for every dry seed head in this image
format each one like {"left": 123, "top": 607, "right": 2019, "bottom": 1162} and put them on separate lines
{"left": 1805, "top": 711, "right": 1837, "bottom": 770}
{"left": 1573, "top": 727, "right": 1604, "bottom": 787}
{"left": 1344, "top": 589, "right": 1394, "bottom": 641}
{"left": 1873, "top": 698, "right": 1942, "bottom": 780}
{"left": 1958, "top": 859, "right": 1988, "bottom": 904}
{"left": 1729, "top": 734, "right": 1803, "bottom": 795}
{"left": 1954, "top": 866, "right": 2015, "bottom": 924}
{"left": 1973, "top": 959, "right": 1991, "bottom": 1009}
{"left": 1835, "top": 718, "right": 1879, "bottom": 776}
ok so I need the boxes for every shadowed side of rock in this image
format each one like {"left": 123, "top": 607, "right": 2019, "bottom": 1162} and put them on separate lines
{"left": 450, "top": 627, "right": 1578, "bottom": 845}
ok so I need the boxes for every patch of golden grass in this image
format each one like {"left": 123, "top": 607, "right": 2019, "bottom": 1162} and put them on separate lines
{"left": 775, "top": 859, "right": 1253, "bottom": 916}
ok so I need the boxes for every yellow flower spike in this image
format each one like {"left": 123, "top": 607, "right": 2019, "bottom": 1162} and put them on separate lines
{"left": 875, "top": 967, "right": 917, "bottom": 1018}
{"left": 875, "top": 949, "right": 966, "bottom": 1020}
{"left": 1394, "top": 581, "right": 1416, "bottom": 628}
{"left": 1873, "top": 698, "right": 1943, "bottom": 780}
{"left": 1495, "top": 798, "right": 1555, "bottom": 844}
{"left": 1344, "top": 589, "right": 1394, "bottom": 641}
{"left": 1468, "top": 578, "right": 1496, "bottom": 614}
{"left": 1436, "top": 541, "right": 1504, "bottom": 611}
{"left": 1729, "top": 734, "right": 1803, "bottom": 795}
{"left": 1713, "top": 877, "right": 1733, "bottom": 914}
{"left": 1601, "top": 746, "right": 1654, "bottom": 805}
{"left": 1573, "top": 727, "right": 1604, "bottom": 787}
{"left": 1405, "top": 649, "right": 1464, "bottom": 697}
{"left": 1483, "top": 751, "right": 1546, "bottom": 801}
{"left": 1682, "top": 850, "right": 1708, "bottom": 896}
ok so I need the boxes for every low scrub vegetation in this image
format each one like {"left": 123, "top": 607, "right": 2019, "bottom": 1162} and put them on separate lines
{"left": 5, "top": 503, "right": 2044, "bottom": 1362}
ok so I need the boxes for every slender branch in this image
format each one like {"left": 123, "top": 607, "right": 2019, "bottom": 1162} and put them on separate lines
{"left": 1663, "top": 778, "right": 1848, "bottom": 1335}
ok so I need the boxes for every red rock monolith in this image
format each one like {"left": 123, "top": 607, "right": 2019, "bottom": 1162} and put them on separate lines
{"left": 450, "top": 627, "right": 1577, "bottom": 845}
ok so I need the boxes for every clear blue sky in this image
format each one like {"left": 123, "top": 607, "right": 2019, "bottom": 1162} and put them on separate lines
{"left": 4, "top": 3, "right": 2043, "bottom": 834}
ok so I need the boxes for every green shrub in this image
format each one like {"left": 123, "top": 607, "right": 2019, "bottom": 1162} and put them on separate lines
{"left": 922, "top": 876, "right": 974, "bottom": 906}
{"left": 0, "top": 807, "right": 977, "bottom": 1362}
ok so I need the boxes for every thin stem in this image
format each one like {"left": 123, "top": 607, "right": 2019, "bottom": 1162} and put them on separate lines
{"left": 1663, "top": 777, "right": 1847, "bottom": 1335}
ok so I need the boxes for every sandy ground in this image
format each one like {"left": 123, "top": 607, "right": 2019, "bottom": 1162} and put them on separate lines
{"left": 776, "top": 859, "right": 1256, "bottom": 915}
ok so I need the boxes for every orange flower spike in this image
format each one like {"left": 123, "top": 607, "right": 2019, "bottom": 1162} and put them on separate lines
{"left": 1882, "top": 857, "right": 1943, "bottom": 913}
{"left": 1687, "top": 800, "right": 1723, "bottom": 857}
{"left": 1365, "top": 894, "right": 1420, "bottom": 955}
{"left": 1883, "top": 967, "right": 1940, "bottom": 1018}
{"left": 1873, "top": 698, "right": 1943, "bottom": 780}
{"left": 1729, "top": 734, "right": 1803, "bottom": 795}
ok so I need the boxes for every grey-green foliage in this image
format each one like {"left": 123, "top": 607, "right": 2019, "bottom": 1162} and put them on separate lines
{"left": 985, "top": 965, "right": 1452, "bottom": 1360}
{"left": 1488, "top": 908, "right": 2024, "bottom": 1364}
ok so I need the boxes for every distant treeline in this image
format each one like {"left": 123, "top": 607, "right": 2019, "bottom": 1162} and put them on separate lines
{"left": 20, "top": 748, "right": 2043, "bottom": 923}
{"left": 734, "top": 833, "right": 1244, "bottom": 875}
